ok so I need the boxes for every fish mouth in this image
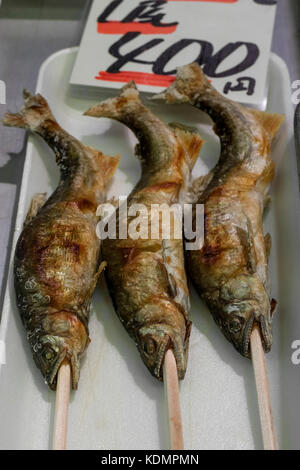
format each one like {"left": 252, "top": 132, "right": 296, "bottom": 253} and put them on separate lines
{"left": 46, "top": 350, "right": 67, "bottom": 391}
{"left": 153, "top": 335, "right": 171, "bottom": 380}
{"left": 153, "top": 333, "right": 187, "bottom": 381}
{"left": 46, "top": 350, "right": 80, "bottom": 391}
{"left": 242, "top": 314, "right": 272, "bottom": 358}
{"left": 257, "top": 315, "right": 272, "bottom": 353}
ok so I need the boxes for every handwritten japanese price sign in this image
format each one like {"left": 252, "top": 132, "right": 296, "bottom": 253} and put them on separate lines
{"left": 70, "top": 0, "right": 277, "bottom": 106}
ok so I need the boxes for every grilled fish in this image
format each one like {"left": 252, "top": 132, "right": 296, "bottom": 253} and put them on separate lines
{"left": 3, "top": 91, "right": 119, "bottom": 389}
{"left": 155, "top": 63, "right": 284, "bottom": 357}
{"left": 85, "top": 82, "right": 203, "bottom": 379}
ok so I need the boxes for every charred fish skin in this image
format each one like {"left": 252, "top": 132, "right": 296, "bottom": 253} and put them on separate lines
{"left": 3, "top": 91, "right": 119, "bottom": 389}
{"left": 155, "top": 64, "right": 284, "bottom": 358}
{"left": 85, "top": 82, "right": 203, "bottom": 380}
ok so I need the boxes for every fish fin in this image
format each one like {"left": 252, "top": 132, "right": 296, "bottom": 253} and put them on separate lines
{"left": 86, "top": 147, "right": 120, "bottom": 182}
{"left": 3, "top": 90, "right": 53, "bottom": 131}
{"left": 270, "top": 298, "right": 277, "bottom": 318}
{"left": 264, "top": 233, "right": 272, "bottom": 261}
{"left": 84, "top": 81, "right": 140, "bottom": 119}
{"left": 263, "top": 194, "right": 272, "bottom": 213}
{"left": 107, "top": 196, "right": 119, "bottom": 208}
{"left": 246, "top": 219, "right": 258, "bottom": 274}
{"left": 91, "top": 261, "right": 107, "bottom": 293}
{"left": 248, "top": 109, "right": 285, "bottom": 141}
{"left": 162, "top": 240, "right": 190, "bottom": 317}
{"left": 169, "top": 122, "right": 203, "bottom": 169}
{"left": 24, "top": 193, "right": 47, "bottom": 226}
{"left": 247, "top": 219, "right": 257, "bottom": 274}
{"left": 236, "top": 220, "right": 257, "bottom": 274}
{"left": 191, "top": 171, "right": 214, "bottom": 201}
{"left": 98, "top": 153, "right": 120, "bottom": 182}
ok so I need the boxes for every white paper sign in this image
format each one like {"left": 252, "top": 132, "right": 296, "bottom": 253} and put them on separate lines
{"left": 70, "top": 0, "right": 277, "bottom": 106}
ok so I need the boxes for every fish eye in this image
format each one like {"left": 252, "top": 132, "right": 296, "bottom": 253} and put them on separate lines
{"left": 229, "top": 316, "right": 242, "bottom": 334}
{"left": 143, "top": 338, "right": 157, "bottom": 356}
{"left": 43, "top": 348, "right": 55, "bottom": 361}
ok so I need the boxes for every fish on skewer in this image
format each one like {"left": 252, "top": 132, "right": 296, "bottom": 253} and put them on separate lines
{"left": 85, "top": 82, "right": 203, "bottom": 380}
{"left": 3, "top": 91, "right": 119, "bottom": 389}
{"left": 154, "top": 63, "right": 284, "bottom": 357}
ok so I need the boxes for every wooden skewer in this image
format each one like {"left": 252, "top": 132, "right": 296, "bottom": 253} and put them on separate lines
{"left": 52, "top": 359, "right": 71, "bottom": 450}
{"left": 250, "top": 325, "right": 278, "bottom": 450}
{"left": 163, "top": 349, "right": 184, "bottom": 450}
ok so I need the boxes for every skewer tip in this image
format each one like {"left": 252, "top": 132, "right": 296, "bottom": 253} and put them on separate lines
{"left": 250, "top": 326, "right": 278, "bottom": 450}
{"left": 52, "top": 359, "right": 71, "bottom": 450}
{"left": 163, "top": 349, "right": 184, "bottom": 450}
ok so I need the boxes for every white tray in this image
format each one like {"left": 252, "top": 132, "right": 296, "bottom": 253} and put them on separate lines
{"left": 0, "top": 48, "right": 299, "bottom": 450}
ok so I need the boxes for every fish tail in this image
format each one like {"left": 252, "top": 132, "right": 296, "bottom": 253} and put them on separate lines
{"left": 248, "top": 109, "right": 285, "bottom": 142}
{"left": 152, "top": 63, "right": 213, "bottom": 104}
{"left": 154, "top": 63, "right": 285, "bottom": 143}
{"left": 2, "top": 90, "right": 53, "bottom": 131}
{"left": 4, "top": 91, "right": 120, "bottom": 181}
{"left": 169, "top": 122, "right": 203, "bottom": 168}
{"left": 84, "top": 81, "right": 141, "bottom": 120}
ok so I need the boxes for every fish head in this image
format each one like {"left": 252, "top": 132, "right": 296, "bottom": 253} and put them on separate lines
{"left": 216, "top": 276, "right": 274, "bottom": 358}
{"left": 32, "top": 311, "right": 90, "bottom": 390}
{"left": 136, "top": 320, "right": 191, "bottom": 381}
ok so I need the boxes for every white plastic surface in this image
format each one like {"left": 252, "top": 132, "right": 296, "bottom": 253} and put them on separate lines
{"left": 0, "top": 48, "right": 299, "bottom": 450}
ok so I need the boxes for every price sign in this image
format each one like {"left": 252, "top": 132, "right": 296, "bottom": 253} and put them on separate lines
{"left": 70, "top": 0, "right": 277, "bottom": 106}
